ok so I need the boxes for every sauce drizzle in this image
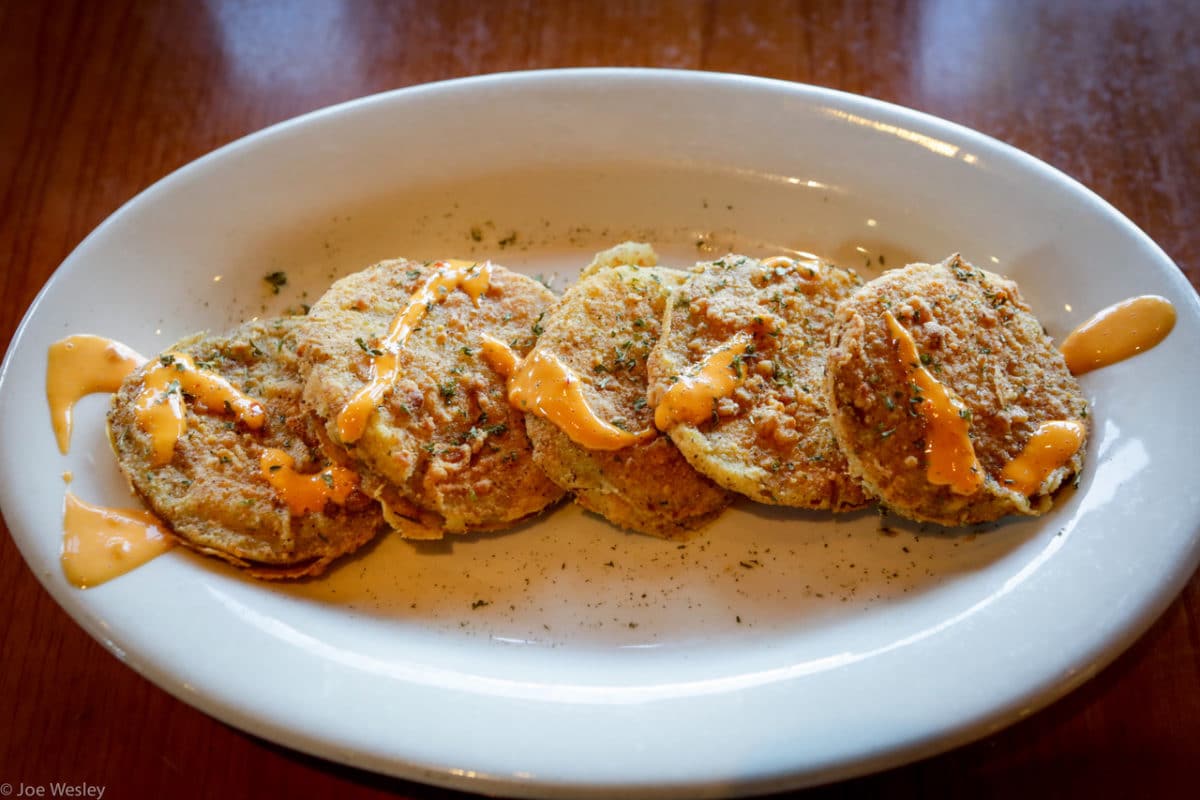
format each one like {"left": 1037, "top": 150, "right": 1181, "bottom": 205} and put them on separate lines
{"left": 47, "top": 335, "right": 146, "bottom": 454}
{"left": 478, "top": 333, "right": 520, "bottom": 378}
{"left": 1000, "top": 420, "right": 1086, "bottom": 496}
{"left": 337, "top": 260, "right": 492, "bottom": 443}
{"left": 1060, "top": 295, "right": 1175, "bottom": 375}
{"left": 885, "top": 312, "right": 982, "bottom": 495}
{"left": 61, "top": 492, "right": 174, "bottom": 589}
{"left": 506, "top": 346, "right": 655, "bottom": 451}
{"left": 259, "top": 448, "right": 359, "bottom": 515}
{"left": 134, "top": 351, "right": 267, "bottom": 466}
{"left": 654, "top": 334, "right": 752, "bottom": 430}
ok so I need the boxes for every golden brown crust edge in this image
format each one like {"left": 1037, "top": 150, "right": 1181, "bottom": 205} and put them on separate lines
{"left": 823, "top": 255, "right": 1089, "bottom": 526}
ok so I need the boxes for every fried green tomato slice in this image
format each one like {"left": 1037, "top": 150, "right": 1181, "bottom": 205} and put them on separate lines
{"left": 107, "top": 318, "right": 384, "bottom": 579}
{"left": 524, "top": 258, "right": 733, "bottom": 539}
{"left": 824, "top": 255, "right": 1089, "bottom": 526}
{"left": 295, "top": 258, "right": 565, "bottom": 537}
{"left": 647, "top": 253, "right": 870, "bottom": 510}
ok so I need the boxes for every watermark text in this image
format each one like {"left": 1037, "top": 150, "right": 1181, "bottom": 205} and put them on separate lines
{"left": 0, "top": 783, "right": 106, "bottom": 799}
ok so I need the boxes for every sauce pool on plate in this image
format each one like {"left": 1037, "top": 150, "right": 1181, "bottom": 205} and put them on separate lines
{"left": 1061, "top": 295, "right": 1175, "bottom": 375}
{"left": 61, "top": 492, "right": 174, "bottom": 589}
{"left": 46, "top": 335, "right": 177, "bottom": 587}
{"left": 46, "top": 335, "right": 146, "bottom": 454}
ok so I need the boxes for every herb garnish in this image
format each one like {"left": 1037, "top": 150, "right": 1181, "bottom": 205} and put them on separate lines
{"left": 355, "top": 337, "right": 383, "bottom": 356}
{"left": 264, "top": 271, "right": 288, "bottom": 294}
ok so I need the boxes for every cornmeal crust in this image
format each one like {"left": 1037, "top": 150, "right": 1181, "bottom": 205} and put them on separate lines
{"left": 824, "top": 255, "right": 1089, "bottom": 525}
{"left": 108, "top": 318, "right": 384, "bottom": 578}
{"left": 647, "top": 254, "right": 869, "bottom": 510}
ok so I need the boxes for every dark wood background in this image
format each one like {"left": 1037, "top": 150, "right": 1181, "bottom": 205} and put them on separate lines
{"left": 2, "top": 1, "right": 1197, "bottom": 798}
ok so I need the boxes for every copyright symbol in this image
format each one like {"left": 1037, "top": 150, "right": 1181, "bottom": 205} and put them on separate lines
{"left": 1, "top": 782, "right": 13, "bottom": 796}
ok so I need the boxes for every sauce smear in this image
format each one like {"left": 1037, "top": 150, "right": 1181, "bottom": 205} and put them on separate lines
{"left": 507, "top": 347, "right": 654, "bottom": 450}
{"left": 654, "top": 335, "right": 751, "bottom": 430}
{"left": 885, "top": 312, "right": 982, "bottom": 495}
{"left": 260, "top": 448, "right": 359, "bottom": 515}
{"left": 337, "top": 260, "right": 492, "bottom": 444}
{"left": 478, "top": 333, "right": 520, "bottom": 378}
{"left": 134, "top": 351, "right": 267, "bottom": 465}
{"left": 61, "top": 492, "right": 174, "bottom": 588}
{"left": 1001, "top": 420, "right": 1086, "bottom": 495}
{"left": 1060, "top": 295, "right": 1175, "bottom": 375}
{"left": 47, "top": 335, "right": 146, "bottom": 454}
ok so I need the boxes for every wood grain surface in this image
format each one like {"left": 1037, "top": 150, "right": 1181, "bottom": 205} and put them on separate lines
{"left": 2, "top": 1, "right": 1197, "bottom": 798}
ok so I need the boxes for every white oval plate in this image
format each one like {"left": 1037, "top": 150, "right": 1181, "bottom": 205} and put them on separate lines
{"left": 2, "top": 69, "right": 1199, "bottom": 798}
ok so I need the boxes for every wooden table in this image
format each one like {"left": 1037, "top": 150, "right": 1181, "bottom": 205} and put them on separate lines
{"left": 3, "top": 1, "right": 1197, "bottom": 797}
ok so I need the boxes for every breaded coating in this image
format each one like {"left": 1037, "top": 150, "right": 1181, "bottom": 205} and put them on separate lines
{"left": 525, "top": 259, "right": 733, "bottom": 538}
{"left": 107, "top": 318, "right": 384, "bottom": 579}
{"left": 647, "top": 254, "right": 869, "bottom": 510}
{"left": 295, "top": 258, "right": 565, "bottom": 536}
{"left": 824, "top": 255, "right": 1090, "bottom": 526}
{"left": 580, "top": 241, "right": 660, "bottom": 280}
